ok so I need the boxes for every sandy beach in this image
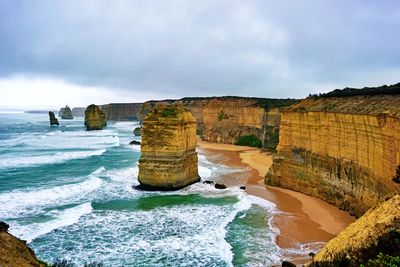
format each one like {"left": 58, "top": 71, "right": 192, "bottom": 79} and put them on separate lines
{"left": 197, "top": 140, "right": 355, "bottom": 263}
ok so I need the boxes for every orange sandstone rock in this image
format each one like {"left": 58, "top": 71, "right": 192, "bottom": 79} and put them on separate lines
{"left": 138, "top": 103, "right": 200, "bottom": 190}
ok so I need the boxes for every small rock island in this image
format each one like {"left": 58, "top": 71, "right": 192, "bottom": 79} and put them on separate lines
{"left": 84, "top": 104, "right": 107, "bottom": 130}
{"left": 61, "top": 105, "right": 74, "bottom": 119}
{"left": 138, "top": 103, "right": 200, "bottom": 190}
{"left": 48, "top": 111, "right": 59, "bottom": 126}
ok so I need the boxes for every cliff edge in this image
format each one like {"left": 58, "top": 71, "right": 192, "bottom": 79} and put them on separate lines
{"left": 266, "top": 84, "right": 400, "bottom": 217}
{"left": 308, "top": 194, "right": 400, "bottom": 266}
{"left": 0, "top": 221, "right": 46, "bottom": 267}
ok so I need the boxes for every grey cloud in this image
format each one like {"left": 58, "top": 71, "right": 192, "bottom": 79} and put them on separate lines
{"left": 0, "top": 0, "right": 399, "bottom": 99}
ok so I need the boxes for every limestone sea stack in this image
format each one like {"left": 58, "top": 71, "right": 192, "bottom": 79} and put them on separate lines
{"left": 48, "top": 111, "right": 59, "bottom": 126}
{"left": 138, "top": 103, "right": 200, "bottom": 190}
{"left": 61, "top": 105, "right": 73, "bottom": 119}
{"left": 84, "top": 104, "right": 107, "bottom": 130}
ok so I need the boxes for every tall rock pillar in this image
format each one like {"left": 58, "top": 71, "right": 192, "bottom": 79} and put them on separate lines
{"left": 138, "top": 103, "right": 200, "bottom": 190}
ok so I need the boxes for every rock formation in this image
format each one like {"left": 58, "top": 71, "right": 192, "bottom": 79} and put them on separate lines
{"left": 133, "top": 127, "right": 141, "bottom": 136}
{"left": 61, "top": 105, "right": 73, "bottom": 119}
{"left": 138, "top": 103, "right": 200, "bottom": 190}
{"left": 0, "top": 221, "right": 46, "bottom": 267}
{"left": 139, "top": 97, "right": 297, "bottom": 148}
{"left": 265, "top": 86, "right": 400, "bottom": 217}
{"left": 48, "top": 111, "right": 59, "bottom": 126}
{"left": 101, "top": 103, "right": 142, "bottom": 121}
{"left": 308, "top": 194, "right": 400, "bottom": 266}
{"left": 84, "top": 104, "right": 107, "bottom": 130}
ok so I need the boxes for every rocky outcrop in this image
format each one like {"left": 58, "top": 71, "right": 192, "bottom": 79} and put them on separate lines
{"left": 48, "top": 111, "right": 59, "bottom": 126}
{"left": 101, "top": 103, "right": 142, "bottom": 121}
{"left": 266, "top": 88, "right": 400, "bottom": 217}
{"left": 138, "top": 103, "right": 200, "bottom": 190}
{"left": 133, "top": 127, "right": 141, "bottom": 136}
{"left": 61, "top": 105, "right": 73, "bottom": 119}
{"left": 0, "top": 221, "right": 46, "bottom": 267}
{"left": 308, "top": 194, "right": 400, "bottom": 266}
{"left": 84, "top": 104, "right": 107, "bottom": 130}
{"left": 139, "top": 97, "right": 296, "bottom": 148}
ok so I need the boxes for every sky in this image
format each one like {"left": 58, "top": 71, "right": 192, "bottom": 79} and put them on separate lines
{"left": 0, "top": 0, "right": 399, "bottom": 110}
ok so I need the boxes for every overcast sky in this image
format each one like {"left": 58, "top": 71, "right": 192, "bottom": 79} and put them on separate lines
{"left": 0, "top": 0, "right": 399, "bottom": 109}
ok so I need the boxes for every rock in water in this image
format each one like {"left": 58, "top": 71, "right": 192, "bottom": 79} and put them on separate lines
{"left": 85, "top": 104, "right": 107, "bottom": 130}
{"left": 61, "top": 105, "right": 73, "bottom": 119}
{"left": 0, "top": 221, "right": 47, "bottom": 266}
{"left": 138, "top": 103, "right": 200, "bottom": 190}
{"left": 133, "top": 126, "right": 141, "bottom": 136}
{"left": 129, "top": 140, "right": 141, "bottom": 145}
{"left": 48, "top": 111, "right": 59, "bottom": 126}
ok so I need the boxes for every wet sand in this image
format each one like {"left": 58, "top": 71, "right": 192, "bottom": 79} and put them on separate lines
{"left": 197, "top": 140, "right": 355, "bottom": 263}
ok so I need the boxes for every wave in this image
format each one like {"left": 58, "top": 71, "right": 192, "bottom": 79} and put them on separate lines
{"left": 10, "top": 202, "right": 93, "bottom": 243}
{"left": 0, "top": 167, "right": 104, "bottom": 218}
{"left": 0, "top": 149, "right": 106, "bottom": 169}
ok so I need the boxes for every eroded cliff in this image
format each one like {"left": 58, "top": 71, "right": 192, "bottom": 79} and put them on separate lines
{"left": 138, "top": 103, "right": 200, "bottom": 190}
{"left": 101, "top": 103, "right": 142, "bottom": 121}
{"left": 308, "top": 194, "right": 400, "bottom": 266}
{"left": 0, "top": 221, "right": 46, "bottom": 267}
{"left": 266, "top": 92, "right": 400, "bottom": 216}
{"left": 139, "top": 97, "right": 296, "bottom": 148}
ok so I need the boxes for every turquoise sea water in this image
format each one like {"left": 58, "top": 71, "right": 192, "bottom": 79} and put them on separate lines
{"left": 0, "top": 113, "right": 282, "bottom": 266}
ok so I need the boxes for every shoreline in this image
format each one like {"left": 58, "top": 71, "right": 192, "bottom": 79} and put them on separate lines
{"left": 197, "top": 140, "right": 355, "bottom": 264}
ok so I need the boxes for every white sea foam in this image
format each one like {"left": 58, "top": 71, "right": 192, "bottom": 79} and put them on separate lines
{"left": 0, "top": 168, "right": 104, "bottom": 218}
{"left": 10, "top": 202, "right": 93, "bottom": 243}
{"left": 0, "top": 149, "right": 106, "bottom": 168}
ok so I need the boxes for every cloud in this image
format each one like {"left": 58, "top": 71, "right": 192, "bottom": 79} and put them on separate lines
{"left": 0, "top": 0, "right": 399, "bottom": 107}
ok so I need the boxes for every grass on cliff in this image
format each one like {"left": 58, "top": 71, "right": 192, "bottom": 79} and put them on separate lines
{"left": 161, "top": 106, "right": 177, "bottom": 117}
{"left": 235, "top": 135, "right": 262, "bottom": 148}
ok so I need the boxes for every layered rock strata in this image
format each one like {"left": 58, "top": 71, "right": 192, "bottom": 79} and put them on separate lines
{"left": 139, "top": 97, "right": 296, "bottom": 148}
{"left": 61, "top": 105, "right": 73, "bottom": 119}
{"left": 308, "top": 194, "right": 400, "bottom": 266}
{"left": 266, "top": 92, "right": 400, "bottom": 217}
{"left": 138, "top": 103, "right": 200, "bottom": 190}
{"left": 84, "top": 104, "right": 107, "bottom": 130}
{"left": 48, "top": 111, "right": 59, "bottom": 126}
{"left": 101, "top": 103, "right": 142, "bottom": 121}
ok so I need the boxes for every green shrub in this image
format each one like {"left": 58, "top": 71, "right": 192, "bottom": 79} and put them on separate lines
{"left": 235, "top": 135, "right": 262, "bottom": 148}
{"left": 361, "top": 253, "right": 400, "bottom": 267}
{"left": 161, "top": 106, "right": 177, "bottom": 117}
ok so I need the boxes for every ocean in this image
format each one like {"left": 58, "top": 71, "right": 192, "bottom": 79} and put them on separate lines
{"left": 0, "top": 113, "right": 281, "bottom": 266}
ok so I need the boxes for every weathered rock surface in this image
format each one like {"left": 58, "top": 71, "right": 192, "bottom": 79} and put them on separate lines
{"left": 266, "top": 89, "right": 400, "bottom": 217}
{"left": 48, "top": 111, "right": 59, "bottom": 126}
{"left": 61, "top": 105, "right": 73, "bottom": 119}
{"left": 138, "top": 103, "right": 200, "bottom": 190}
{"left": 139, "top": 97, "right": 296, "bottom": 148}
{"left": 101, "top": 103, "right": 142, "bottom": 121}
{"left": 0, "top": 221, "right": 46, "bottom": 267}
{"left": 84, "top": 104, "right": 107, "bottom": 130}
{"left": 308, "top": 194, "right": 400, "bottom": 266}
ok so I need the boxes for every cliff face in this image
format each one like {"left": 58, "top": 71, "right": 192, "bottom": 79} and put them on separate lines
{"left": 61, "top": 105, "right": 73, "bottom": 119}
{"left": 308, "top": 194, "right": 400, "bottom": 266}
{"left": 101, "top": 103, "right": 143, "bottom": 121}
{"left": 0, "top": 222, "right": 46, "bottom": 267}
{"left": 266, "top": 95, "right": 400, "bottom": 216}
{"left": 84, "top": 104, "right": 107, "bottom": 130}
{"left": 138, "top": 103, "right": 199, "bottom": 190}
{"left": 139, "top": 97, "right": 296, "bottom": 148}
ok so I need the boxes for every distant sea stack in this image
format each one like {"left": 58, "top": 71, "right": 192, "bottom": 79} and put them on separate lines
{"left": 84, "top": 104, "right": 107, "bottom": 130}
{"left": 61, "top": 105, "right": 73, "bottom": 119}
{"left": 138, "top": 103, "right": 200, "bottom": 190}
{"left": 48, "top": 111, "right": 59, "bottom": 126}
